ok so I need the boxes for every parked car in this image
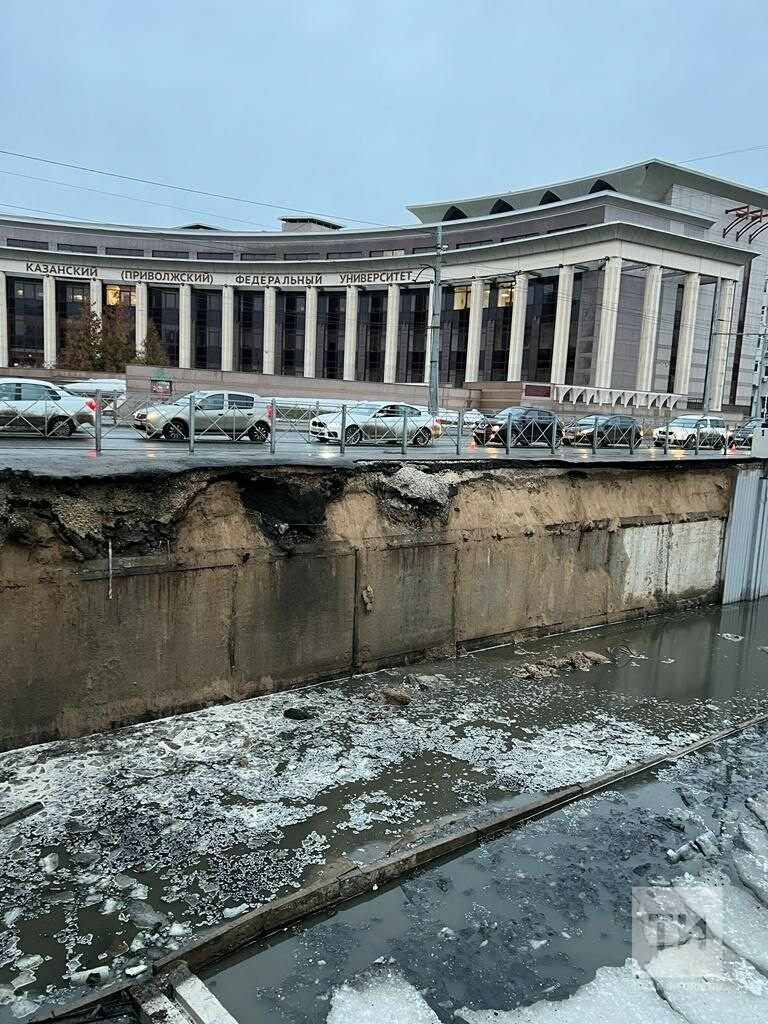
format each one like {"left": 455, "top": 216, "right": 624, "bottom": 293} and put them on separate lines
{"left": 434, "top": 408, "right": 485, "bottom": 430}
{"left": 66, "top": 378, "right": 126, "bottom": 423}
{"left": 472, "top": 406, "right": 563, "bottom": 447}
{"left": 728, "top": 418, "right": 767, "bottom": 449}
{"left": 310, "top": 402, "right": 440, "bottom": 446}
{"left": 563, "top": 414, "right": 643, "bottom": 448}
{"left": 652, "top": 415, "right": 727, "bottom": 449}
{"left": 0, "top": 378, "right": 96, "bottom": 437}
{"left": 142, "top": 390, "right": 272, "bottom": 442}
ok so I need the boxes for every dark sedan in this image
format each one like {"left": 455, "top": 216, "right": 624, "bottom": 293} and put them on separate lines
{"left": 563, "top": 414, "right": 643, "bottom": 448}
{"left": 728, "top": 418, "right": 767, "bottom": 449}
{"left": 472, "top": 406, "right": 563, "bottom": 447}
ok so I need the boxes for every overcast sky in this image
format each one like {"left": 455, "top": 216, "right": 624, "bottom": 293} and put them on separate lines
{"left": 1, "top": 0, "right": 766, "bottom": 232}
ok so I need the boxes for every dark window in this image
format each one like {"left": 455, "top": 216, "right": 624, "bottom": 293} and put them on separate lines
{"left": 396, "top": 289, "right": 429, "bottom": 383}
{"left": 193, "top": 290, "right": 222, "bottom": 370}
{"left": 443, "top": 206, "right": 467, "bottom": 221}
{"left": 522, "top": 276, "right": 558, "bottom": 382}
{"left": 490, "top": 199, "right": 515, "bottom": 214}
{"left": 412, "top": 246, "right": 435, "bottom": 254}
{"left": 316, "top": 292, "right": 345, "bottom": 379}
{"left": 357, "top": 290, "right": 387, "bottom": 382}
{"left": 275, "top": 292, "right": 305, "bottom": 375}
{"left": 235, "top": 291, "right": 264, "bottom": 371}
{"left": 284, "top": 252, "right": 320, "bottom": 261}
{"left": 370, "top": 248, "right": 405, "bottom": 257}
{"left": 148, "top": 287, "right": 180, "bottom": 366}
{"left": 197, "top": 251, "right": 233, "bottom": 260}
{"left": 56, "top": 281, "right": 89, "bottom": 354}
{"left": 439, "top": 287, "right": 470, "bottom": 385}
{"left": 6, "top": 238, "right": 48, "bottom": 250}
{"left": 667, "top": 283, "right": 686, "bottom": 393}
{"left": 730, "top": 264, "right": 751, "bottom": 405}
{"left": 477, "top": 283, "right": 514, "bottom": 381}
{"left": 228, "top": 393, "right": 255, "bottom": 409}
{"left": 7, "top": 277, "right": 44, "bottom": 366}
{"left": 57, "top": 242, "right": 97, "bottom": 253}
{"left": 457, "top": 240, "right": 493, "bottom": 249}
{"left": 240, "top": 252, "right": 276, "bottom": 260}
{"left": 328, "top": 250, "right": 364, "bottom": 260}
{"left": 547, "top": 224, "right": 587, "bottom": 233}
{"left": 502, "top": 233, "right": 539, "bottom": 241}
{"left": 106, "top": 246, "right": 144, "bottom": 256}
{"left": 152, "top": 250, "right": 189, "bottom": 259}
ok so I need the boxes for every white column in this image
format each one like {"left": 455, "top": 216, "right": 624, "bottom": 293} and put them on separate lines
{"left": 89, "top": 278, "right": 102, "bottom": 320}
{"left": 709, "top": 278, "right": 737, "bottom": 412}
{"left": 464, "top": 278, "right": 485, "bottom": 383}
{"left": 550, "top": 265, "right": 575, "bottom": 384}
{"left": 0, "top": 272, "right": 7, "bottom": 367}
{"left": 507, "top": 272, "right": 528, "bottom": 380}
{"left": 262, "top": 286, "right": 276, "bottom": 375}
{"left": 635, "top": 265, "right": 662, "bottom": 392}
{"left": 594, "top": 256, "right": 622, "bottom": 387}
{"left": 303, "top": 286, "right": 318, "bottom": 378}
{"left": 219, "top": 286, "right": 233, "bottom": 372}
{"left": 423, "top": 283, "right": 435, "bottom": 384}
{"left": 43, "top": 276, "right": 56, "bottom": 367}
{"left": 135, "top": 281, "right": 148, "bottom": 358}
{"left": 179, "top": 284, "right": 192, "bottom": 369}
{"left": 343, "top": 285, "right": 359, "bottom": 381}
{"left": 383, "top": 283, "right": 400, "bottom": 383}
{"left": 673, "top": 271, "right": 701, "bottom": 396}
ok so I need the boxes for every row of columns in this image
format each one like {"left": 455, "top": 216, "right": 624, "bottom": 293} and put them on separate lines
{"left": 0, "top": 268, "right": 738, "bottom": 410}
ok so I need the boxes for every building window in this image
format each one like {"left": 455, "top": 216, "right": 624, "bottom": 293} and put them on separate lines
{"left": 240, "top": 252, "right": 277, "bottom": 260}
{"left": 370, "top": 248, "right": 405, "bottom": 257}
{"left": 522, "top": 276, "right": 558, "bottom": 382}
{"left": 57, "top": 242, "right": 97, "bottom": 253}
{"left": 235, "top": 291, "right": 264, "bottom": 371}
{"left": 7, "top": 277, "right": 44, "bottom": 367}
{"left": 440, "top": 287, "right": 470, "bottom": 385}
{"left": 357, "top": 291, "right": 387, "bottom": 382}
{"left": 197, "top": 251, "right": 233, "bottom": 260}
{"left": 497, "top": 283, "right": 514, "bottom": 307}
{"left": 284, "top": 252, "right": 320, "bottom": 261}
{"left": 456, "top": 240, "right": 493, "bottom": 249}
{"left": 105, "top": 246, "right": 144, "bottom": 256}
{"left": 453, "top": 285, "right": 471, "bottom": 310}
{"left": 396, "top": 289, "right": 429, "bottom": 383}
{"left": 56, "top": 282, "right": 89, "bottom": 354}
{"left": 316, "top": 292, "right": 345, "bottom": 379}
{"left": 328, "top": 250, "right": 364, "bottom": 260}
{"left": 152, "top": 250, "right": 189, "bottom": 259}
{"left": 148, "top": 287, "right": 180, "bottom": 366}
{"left": 275, "top": 292, "right": 305, "bottom": 375}
{"left": 412, "top": 246, "right": 435, "bottom": 255}
{"left": 6, "top": 238, "right": 49, "bottom": 250}
{"left": 477, "top": 284, "right": 514, "bottom": 382}
{"left": 193, "top": 290, "right": 222, "bottom": 370}
{"left": 502, "top": 233, "right": 539, "bottom": 242}
{"left": 105, "top": 284, "right": 136, "bottom": 306}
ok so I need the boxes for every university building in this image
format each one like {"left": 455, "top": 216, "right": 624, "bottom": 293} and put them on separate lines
{"left": 1, "top": 159, "right": 766, "bottom": 413}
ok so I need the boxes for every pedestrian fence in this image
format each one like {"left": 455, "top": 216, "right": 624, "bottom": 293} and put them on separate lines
{"left": 0, "top": 388, "right": 748, "bottom": 461}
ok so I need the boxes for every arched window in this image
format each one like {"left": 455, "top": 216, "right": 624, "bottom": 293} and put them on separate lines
{"left": 589, "top": 179, "right": 616, "bottom": 193}
{"left": 443, "top": 205, "right": 468, "bottom": 221}
{"left": 490, "top": 199, "right": 514, "bottom": 214}
{"left": 539, "top": 190, "right": 561, "bottom": 205}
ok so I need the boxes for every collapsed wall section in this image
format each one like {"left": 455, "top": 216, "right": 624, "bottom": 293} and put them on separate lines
{"left": 0, "top": 462, "right": 733, "bottom": 749}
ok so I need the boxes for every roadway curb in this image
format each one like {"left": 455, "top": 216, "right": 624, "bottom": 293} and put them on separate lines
{"left": 33, "top": 710, "right": 768, "bottom": 1021}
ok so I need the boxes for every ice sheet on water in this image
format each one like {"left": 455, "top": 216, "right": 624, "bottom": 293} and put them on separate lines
{"left": 326, "top": 970, "right": 440, "bottom": 1023}
{"left": 456, "top": 963, "right": 683, "bottom": 1022}
{"left": 733, "top": 850, "right": 768, "bottom": 907}
{"left": 674, "top": 879, "right": 768, "bottom": 973}
{"left": 739, "top": 822, "right": 768, "bottom": 859}
{"left": 646, "top": 940, "right": 768, "bottom": 1024}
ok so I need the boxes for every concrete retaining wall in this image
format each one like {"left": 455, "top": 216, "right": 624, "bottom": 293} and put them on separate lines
{"left": 0, "top": 461, "right": 734, "bottom": 750}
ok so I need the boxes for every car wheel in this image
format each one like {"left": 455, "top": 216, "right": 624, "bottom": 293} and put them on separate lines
{"left": 46, "top": 416, "right": 75, "bottom": 438}
{"left": 411, "top": 427, "right": 432, "bottom": 447}
{"left": 248, "top": 422, "right": 270, "bottom": 444}
{"left": 162, "top": 419, "right": 189, "bottom": 441}
{"left": 344, "top": 425, "right": 363, "bottom": 445}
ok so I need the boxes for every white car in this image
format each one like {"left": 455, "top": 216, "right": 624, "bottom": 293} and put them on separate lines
{"left": 142, "top": 390, "right": 273, "bottom": 442}
{"left": 653, "top": 415, "right": 727, "bottom": 449}
{"left": 310, "top": 402, "right": 441, "bottom": 446}
{"left": 0, "top": 378, "right": 96, "bottom": 437}
{"left": 434, "top": 408, "right": 485, "bottom": 430}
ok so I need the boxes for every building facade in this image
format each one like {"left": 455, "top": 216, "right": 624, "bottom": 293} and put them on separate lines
{"left": 1, "top": 159, "right": 766, "bottom": 412}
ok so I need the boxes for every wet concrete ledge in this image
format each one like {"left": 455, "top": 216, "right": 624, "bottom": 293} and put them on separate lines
{"left": 33, "top": 709, "right": 768, "bottom": 1023}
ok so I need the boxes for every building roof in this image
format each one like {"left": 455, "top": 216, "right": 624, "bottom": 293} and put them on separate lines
{"left": 406, "top": 159, "right": 768, "bottom": 223}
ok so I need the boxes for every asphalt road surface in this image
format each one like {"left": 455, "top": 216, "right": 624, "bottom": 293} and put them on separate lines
{"left": 0, "top": 425, "right": 750, "bottom": 476}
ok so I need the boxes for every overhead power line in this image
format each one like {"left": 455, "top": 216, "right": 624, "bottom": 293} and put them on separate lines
{"left": 0, "top": 148, "right": 390, "bottom": 227}
{"left": 680, "top": 143, "right": 768, "bottom": 164}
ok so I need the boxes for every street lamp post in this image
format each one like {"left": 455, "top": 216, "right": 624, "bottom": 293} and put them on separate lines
{"left": 427, "top": 224, "right": 445, "bottom": 416}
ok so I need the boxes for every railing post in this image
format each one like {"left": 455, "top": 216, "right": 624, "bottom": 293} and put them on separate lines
{"left": 188, "top": 394, "right": 195, "bottom": 454}
{"left": 505, "top": 412, "right": 512, "bottom": 455}
{"left": 592, "top": 420, "right": 598, "bottom": 456}
{"left": 695, "top": 422, "right": 701, "bottom": 456}
{"left": 550, "top": 417, "right": 557, "bottom": 455}
{"left": 269, "top": 399, "right": 277, "bottom": 454}
{"left": 95, "top": 389, "right": 102, "bottom": 455}
{"left": 663, "top": 415, "right": 670, "bottom": 455}
{"left": 401, "top": 407, "right": 408, "bottom": 456}
{"left": 340, "top": 404, "right": 347, "bottom": 455}
{"left": 456, "top": 410, "right": 464, "bottom": 455}
{"left": 629, "top": 422, "right": 635, "bottom": 454}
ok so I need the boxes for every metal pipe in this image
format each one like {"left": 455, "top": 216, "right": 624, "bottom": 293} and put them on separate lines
{"left": 94, "top": 389, "right": 102, "bottom": 455}
{"left": 188, "top": 394, "right": 195, "bottom": 454}
{"left": 269, "top": 399, "right": 276, "bottom": 454}
{"left": 456, "top": 409, "right": 463, "bottom": 455}
{"left": 663, "top": 415, "right": 670, "bottom": 455}
{"left": 401, "top": 407, "right": 408, "bottom": 456}
{"left": 505, "top": 412, "right": 512, "bottom": 455}
{"left": 339, "top": 404, "right": 347, "bottom": 455}
{"left": 427, "top": 224, "right": 443, "bottom": 416}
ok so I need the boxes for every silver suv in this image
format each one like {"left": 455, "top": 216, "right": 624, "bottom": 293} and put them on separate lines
{"left": 652, "top": 415, "right": 727, "bottom": 449}
{"left": 143, "top": 390, "right": 272, "bottom": 442}
{"left": 0, "top": 378, "right": 96, "bottom": 437}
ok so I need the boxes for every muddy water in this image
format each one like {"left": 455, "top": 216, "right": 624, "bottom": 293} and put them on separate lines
{"left": 1, "top": 600, "right": 768, "bottom": 1018}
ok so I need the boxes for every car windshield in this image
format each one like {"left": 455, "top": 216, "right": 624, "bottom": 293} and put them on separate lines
{"left": 495, "top": 408, "right": 525, "bottom": 419}
{"left": 576, "top": 416, "right": 610, "bottom": 425}
{"left": 669, "top": 416, "right": 700, "bottom": 427}
{"left": 349, "top": 403, "right": 382, "bottom": 415}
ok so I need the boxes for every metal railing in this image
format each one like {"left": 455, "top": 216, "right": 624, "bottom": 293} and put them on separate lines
{"left": 0, "top": 390, "right": 746, "bottom": 463}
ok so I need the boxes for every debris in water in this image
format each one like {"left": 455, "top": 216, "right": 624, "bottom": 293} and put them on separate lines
{"left": 367, "top": 688, "right": 412, "bottom": 706}
{"left": 717, "top": 633, "right": 744, "bottom": 642}
{"left": 283, "top": 708, "right": 318, "bottom": 721}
